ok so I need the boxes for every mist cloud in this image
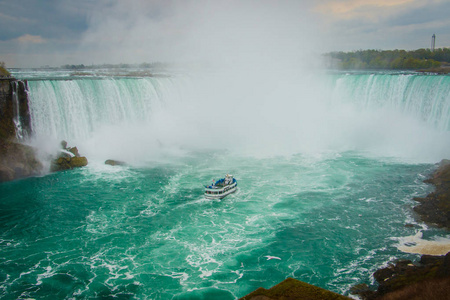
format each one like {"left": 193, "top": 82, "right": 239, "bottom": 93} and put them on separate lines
{"left": 78, "top": 0, "right": 321, "bottom": 69}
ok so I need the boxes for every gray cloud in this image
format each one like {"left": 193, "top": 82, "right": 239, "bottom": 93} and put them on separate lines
{"left": 385, "top": 2, "right": 450, "bottom": 27}
{"left": 1, "top": 0, "right": 449, "bottom": 67}
{"left": 0, "top": 0, "right": 91, "bottom": 41}
{"left": 318, "top": 0, "right": 450, "bottom": 51}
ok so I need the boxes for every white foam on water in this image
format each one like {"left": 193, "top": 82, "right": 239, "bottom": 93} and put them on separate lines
{"left": 395, "top": 231, "right": 450, "bottom": 255}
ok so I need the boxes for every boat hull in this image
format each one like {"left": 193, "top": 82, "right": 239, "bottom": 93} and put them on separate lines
{"left": 204, "top": 182, "right": 237, "bottom": 199}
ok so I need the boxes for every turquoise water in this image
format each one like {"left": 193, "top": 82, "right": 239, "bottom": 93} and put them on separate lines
{"left": 0, "top": 152, "right": 442, "bottom": 299}
{"left": 1, "top": 70, "right": 450, "bottom": 299}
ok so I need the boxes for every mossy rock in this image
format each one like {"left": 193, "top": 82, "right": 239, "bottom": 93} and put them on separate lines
{"left": 51, "top": 156, "right": 88, "bottom": 171}
{"left": 239, "top": 278, "right": 351, "bottom": 300}
{"left": 70, "top": 156, "right": 88, "bottom": 168}
{"left": 68, "top": 146, "right": 80, "bottom": 157}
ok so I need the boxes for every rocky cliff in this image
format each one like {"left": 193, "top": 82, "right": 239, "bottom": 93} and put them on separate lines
{"left": 413, "top": 159, "right": 450, "bottom": 229}
{"left": 0, "top": 79, "right": 31, "bottom": 140}
{"left": 0, "top": 78, "right": 42, "bottom": 181}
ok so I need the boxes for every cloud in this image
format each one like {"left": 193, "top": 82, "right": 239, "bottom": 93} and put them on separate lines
{"left": 77, "top": 0, "right": 321, "bottom": 69}
{"left": 15, "top": 34, "right": 46, "bottom": 44}
{"left": 1, "top": 0, "right": 449, "bottom": 67}
{"left": 0, "top": 0, "right": 90, "bottom": 41}
{"left": 314, "top": 0, "right": 450, "bottom": 50}
{"left": 315, "top": 0, "right": 416, "bottom": 20}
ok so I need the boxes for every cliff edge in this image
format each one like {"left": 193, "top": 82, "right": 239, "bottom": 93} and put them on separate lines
{"left": 413, "top": 159, "right": 450, "bottom": 229}
{"left": 0, "top": 78, "right": 42, "bottom": 181}
{"left": 239, "top": 278, "right": 351, "bottom": 300}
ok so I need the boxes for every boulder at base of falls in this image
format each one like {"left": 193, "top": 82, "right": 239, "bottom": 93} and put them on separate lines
{"left": 51, "top": 142, "right": 88, "bottom": 172}
{"left": 105, "top": 159, "right": 127, "bottom": 166}
{"left": 51, "top": 156, "right": 88, "bottom": 171}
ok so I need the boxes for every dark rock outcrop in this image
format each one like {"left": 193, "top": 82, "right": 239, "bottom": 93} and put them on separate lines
{"left": 51, "top": 141, "right": 88, "bottom": 172}
{"left": 51, "top": 156, "right": 88, "bottom": 171}
{"left": 353, "top": 252, "right": 450, "bottom": 300}
{"left": 0, "top": 78, "right": 40, "bottom": 182}
{"left": 0, "top": 79, "right": 31, "bottom": 141}
{"left": 0, "top": 141, "right": 43, "bottom": 181}
{"left": 239, "top": 278, "right": 351, "bottom": 300}
{"left": 105, "top": 159, "right": 127, "bottom": 166}
{"left": 413, "top": 159, "right": 450, "bottom": 228}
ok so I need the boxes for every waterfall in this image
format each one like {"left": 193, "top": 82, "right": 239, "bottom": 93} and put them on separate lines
{"left": 10, "top": 81, "right": 25, "bottom": 140}
{"left": 27, "top": 77, "right": 182, "bottom": 142}
{"left": 329, "top": 73, "right": 450, "bottom": 131}
{"left": 25, "top": 72, "right": 450, "bottom": 162}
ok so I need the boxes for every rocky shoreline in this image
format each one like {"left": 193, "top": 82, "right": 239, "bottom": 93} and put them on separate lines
{"left": 413, "top": 159, "right": 450, "bottom": 229}
{"left": 351, "top": 160, "right": 450, "bottom": 300}
{"left": 351, "top": 253, "right": 449, "bottom": 300}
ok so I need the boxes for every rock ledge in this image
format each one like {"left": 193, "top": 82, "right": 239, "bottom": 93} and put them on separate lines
{"left": 239, "top": 278, "right": 350, "bottom": 300}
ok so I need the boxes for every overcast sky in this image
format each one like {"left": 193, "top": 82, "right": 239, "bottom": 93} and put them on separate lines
{"left": 1, "top": 0, "right": 448, "bottom": 67}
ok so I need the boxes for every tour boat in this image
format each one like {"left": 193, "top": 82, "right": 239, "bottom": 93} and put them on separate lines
{"left": 204, "top": 174, "right": 237, "bottom": 199}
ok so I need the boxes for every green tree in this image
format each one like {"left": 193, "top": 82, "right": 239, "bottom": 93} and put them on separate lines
{"left": 327, "top": 48, "right": 449, "bottom": 70}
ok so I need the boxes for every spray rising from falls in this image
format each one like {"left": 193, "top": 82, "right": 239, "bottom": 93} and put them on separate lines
{"left": 26, "top": 72, "right": 450, "bottom": 163}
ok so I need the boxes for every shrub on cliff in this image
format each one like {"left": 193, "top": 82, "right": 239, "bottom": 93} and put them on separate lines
{"left": 0, "top": 61, "right": 11, "bottom": 77}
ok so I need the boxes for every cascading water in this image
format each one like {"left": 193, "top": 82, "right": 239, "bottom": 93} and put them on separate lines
{"left": 27, "top": 77, "right": 181, "bottom": 142}
{"left": 11, "top": 81, "right": 24, "bottom": 140}
{"left": 26, "top": 76, "right": 188, "bottom": 163}
{"left": 26, "top": 72, "right": 450, "bottom": 162}
{"left": 329, "top": 73, "right": 450, "bottom": 131}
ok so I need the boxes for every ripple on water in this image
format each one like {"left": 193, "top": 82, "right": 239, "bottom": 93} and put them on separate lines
{"left": 0, "top": 152, "right": 440, "bottom": 299}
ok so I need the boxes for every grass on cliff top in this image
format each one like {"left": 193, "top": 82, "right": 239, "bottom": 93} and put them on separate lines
{"left": 0, "top": 62, "right": 11, "bottom": 77}
{"left": 239, "top": 278, "right": 351, "bottom": 300}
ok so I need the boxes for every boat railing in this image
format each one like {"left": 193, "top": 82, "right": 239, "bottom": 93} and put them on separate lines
{"left": 205, "top": 180, "right": 237, "bottom": 191}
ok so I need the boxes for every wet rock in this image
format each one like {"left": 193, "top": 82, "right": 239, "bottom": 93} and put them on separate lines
{"left": 51, "top": 142, "right": 88, "bottom": 172}
{"left": 0, "top": 79, "right": 31, "bottom": 141}
{"left": 435, "top": 252, "right": 450, "bottom": 277}
{"left": 51, "top": 156, "right": 88, "bottom": 172}
{"left": 349, "top": 283, "right": 374, "bottom": 299}
{"left": 357, "top": 252, "right": 450, "bottom": 299}
{"left": 68, "top": 146, "right": 80, "bottom": 157}
{"left": 105, "top": 159, "right": 127, "bottom": 166}
{"left": 0, "top": 78, "right": 39, "bottom": 182}
{"left": 413, "top": 159, "right": 450, "bottom": 229}
{"left": 0, "top": 141, "right": 43, "bottom": 181}
{"left": 0, "top": 165, "right": 14, "bottom": 181}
